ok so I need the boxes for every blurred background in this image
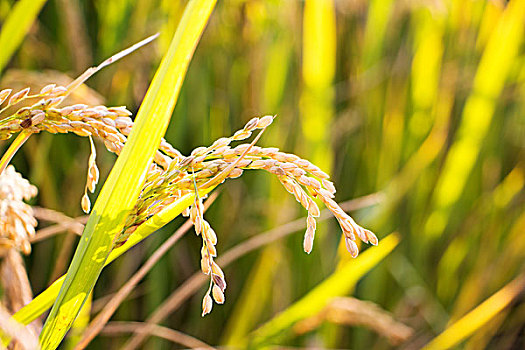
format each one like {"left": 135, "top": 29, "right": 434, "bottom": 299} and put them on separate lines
{"left": 1, "top": 0, "right": 524, "bottom": 348}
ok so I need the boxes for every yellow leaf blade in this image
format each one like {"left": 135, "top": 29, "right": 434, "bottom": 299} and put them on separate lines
{"left": 247, "top": 233, "right": 400, "bottom": 347}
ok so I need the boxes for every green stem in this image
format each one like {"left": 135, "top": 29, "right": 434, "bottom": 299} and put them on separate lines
{"left": 0, "top": 131, "right": 31, "bottom": 173}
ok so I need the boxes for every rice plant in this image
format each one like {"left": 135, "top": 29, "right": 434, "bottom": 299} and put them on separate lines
{"left": 0, "top": 0, "right": 523, "bottom": 349}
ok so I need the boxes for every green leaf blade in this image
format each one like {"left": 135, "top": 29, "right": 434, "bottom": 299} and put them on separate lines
{"left": 38, "top": 1, "right": 217, "bottom": 348}
{"left": 0, "top": 0, "right": 48, "bottom": 74}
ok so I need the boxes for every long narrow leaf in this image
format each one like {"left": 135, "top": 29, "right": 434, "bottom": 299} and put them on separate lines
{"left": 38, "top": 1, "right": 217, "bottom": 348}
{"left": 247, "top": 233, "right": 400, "bottom": 347}
{"left": 423, "top": 274, "right": 525, "bottom": 350}
{"left": 0, "top": 0, "right": 48, "bottom": 74}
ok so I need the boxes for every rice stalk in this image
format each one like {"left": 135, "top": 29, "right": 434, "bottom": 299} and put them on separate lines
{"left": 101, "top": 321, "right": 214, "bottom": 349}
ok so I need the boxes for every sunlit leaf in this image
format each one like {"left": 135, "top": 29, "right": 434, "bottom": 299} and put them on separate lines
{"left": 246, "top": 233, "right": 400, "bottom": 347}
{"left": 38, "top": 1, "right": 217, "bottom": 348}
{"left": 0, "top": 0, "right": 48, "bottom": 73}
{"left": 423, "top": 274, "right": 525, "bottom": 350}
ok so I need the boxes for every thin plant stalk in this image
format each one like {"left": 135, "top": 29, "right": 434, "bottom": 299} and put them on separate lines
{"left": 101, "top": 321, "right": 214, "bottom": 349}
{"left": 0, "top": 131, "right": 31, "bottom": 174}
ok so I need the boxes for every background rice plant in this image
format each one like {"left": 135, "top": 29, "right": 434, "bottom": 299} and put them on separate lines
{"left": 0, "top": 0, "right": 524, "bottom": 348}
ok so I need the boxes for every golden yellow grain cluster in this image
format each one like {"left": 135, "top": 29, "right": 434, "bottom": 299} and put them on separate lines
{"left": 0, "top": 165, "right": 37, "bottom": 255}
{"left": 0, "top": 84, "right": 376, "bottom": 316}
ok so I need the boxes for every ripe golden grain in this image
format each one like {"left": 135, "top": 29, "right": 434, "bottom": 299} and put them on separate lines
{"left": 0, "top": 166, "right": 38, "bottom": 255}
{"left": 0, "top": 88, "right": 376, "bottom": 315}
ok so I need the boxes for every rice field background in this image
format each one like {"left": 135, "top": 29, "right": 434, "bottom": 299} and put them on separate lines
{"left": 0, "top": 0, "right": 524, "bottom": 349}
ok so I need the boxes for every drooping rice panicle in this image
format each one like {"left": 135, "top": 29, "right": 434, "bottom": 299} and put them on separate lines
{"left": 0, "top": 87, "right": 376, "bottom": 315}
{"left": 0, "top": 103, "right": 374, "bottom": 255}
